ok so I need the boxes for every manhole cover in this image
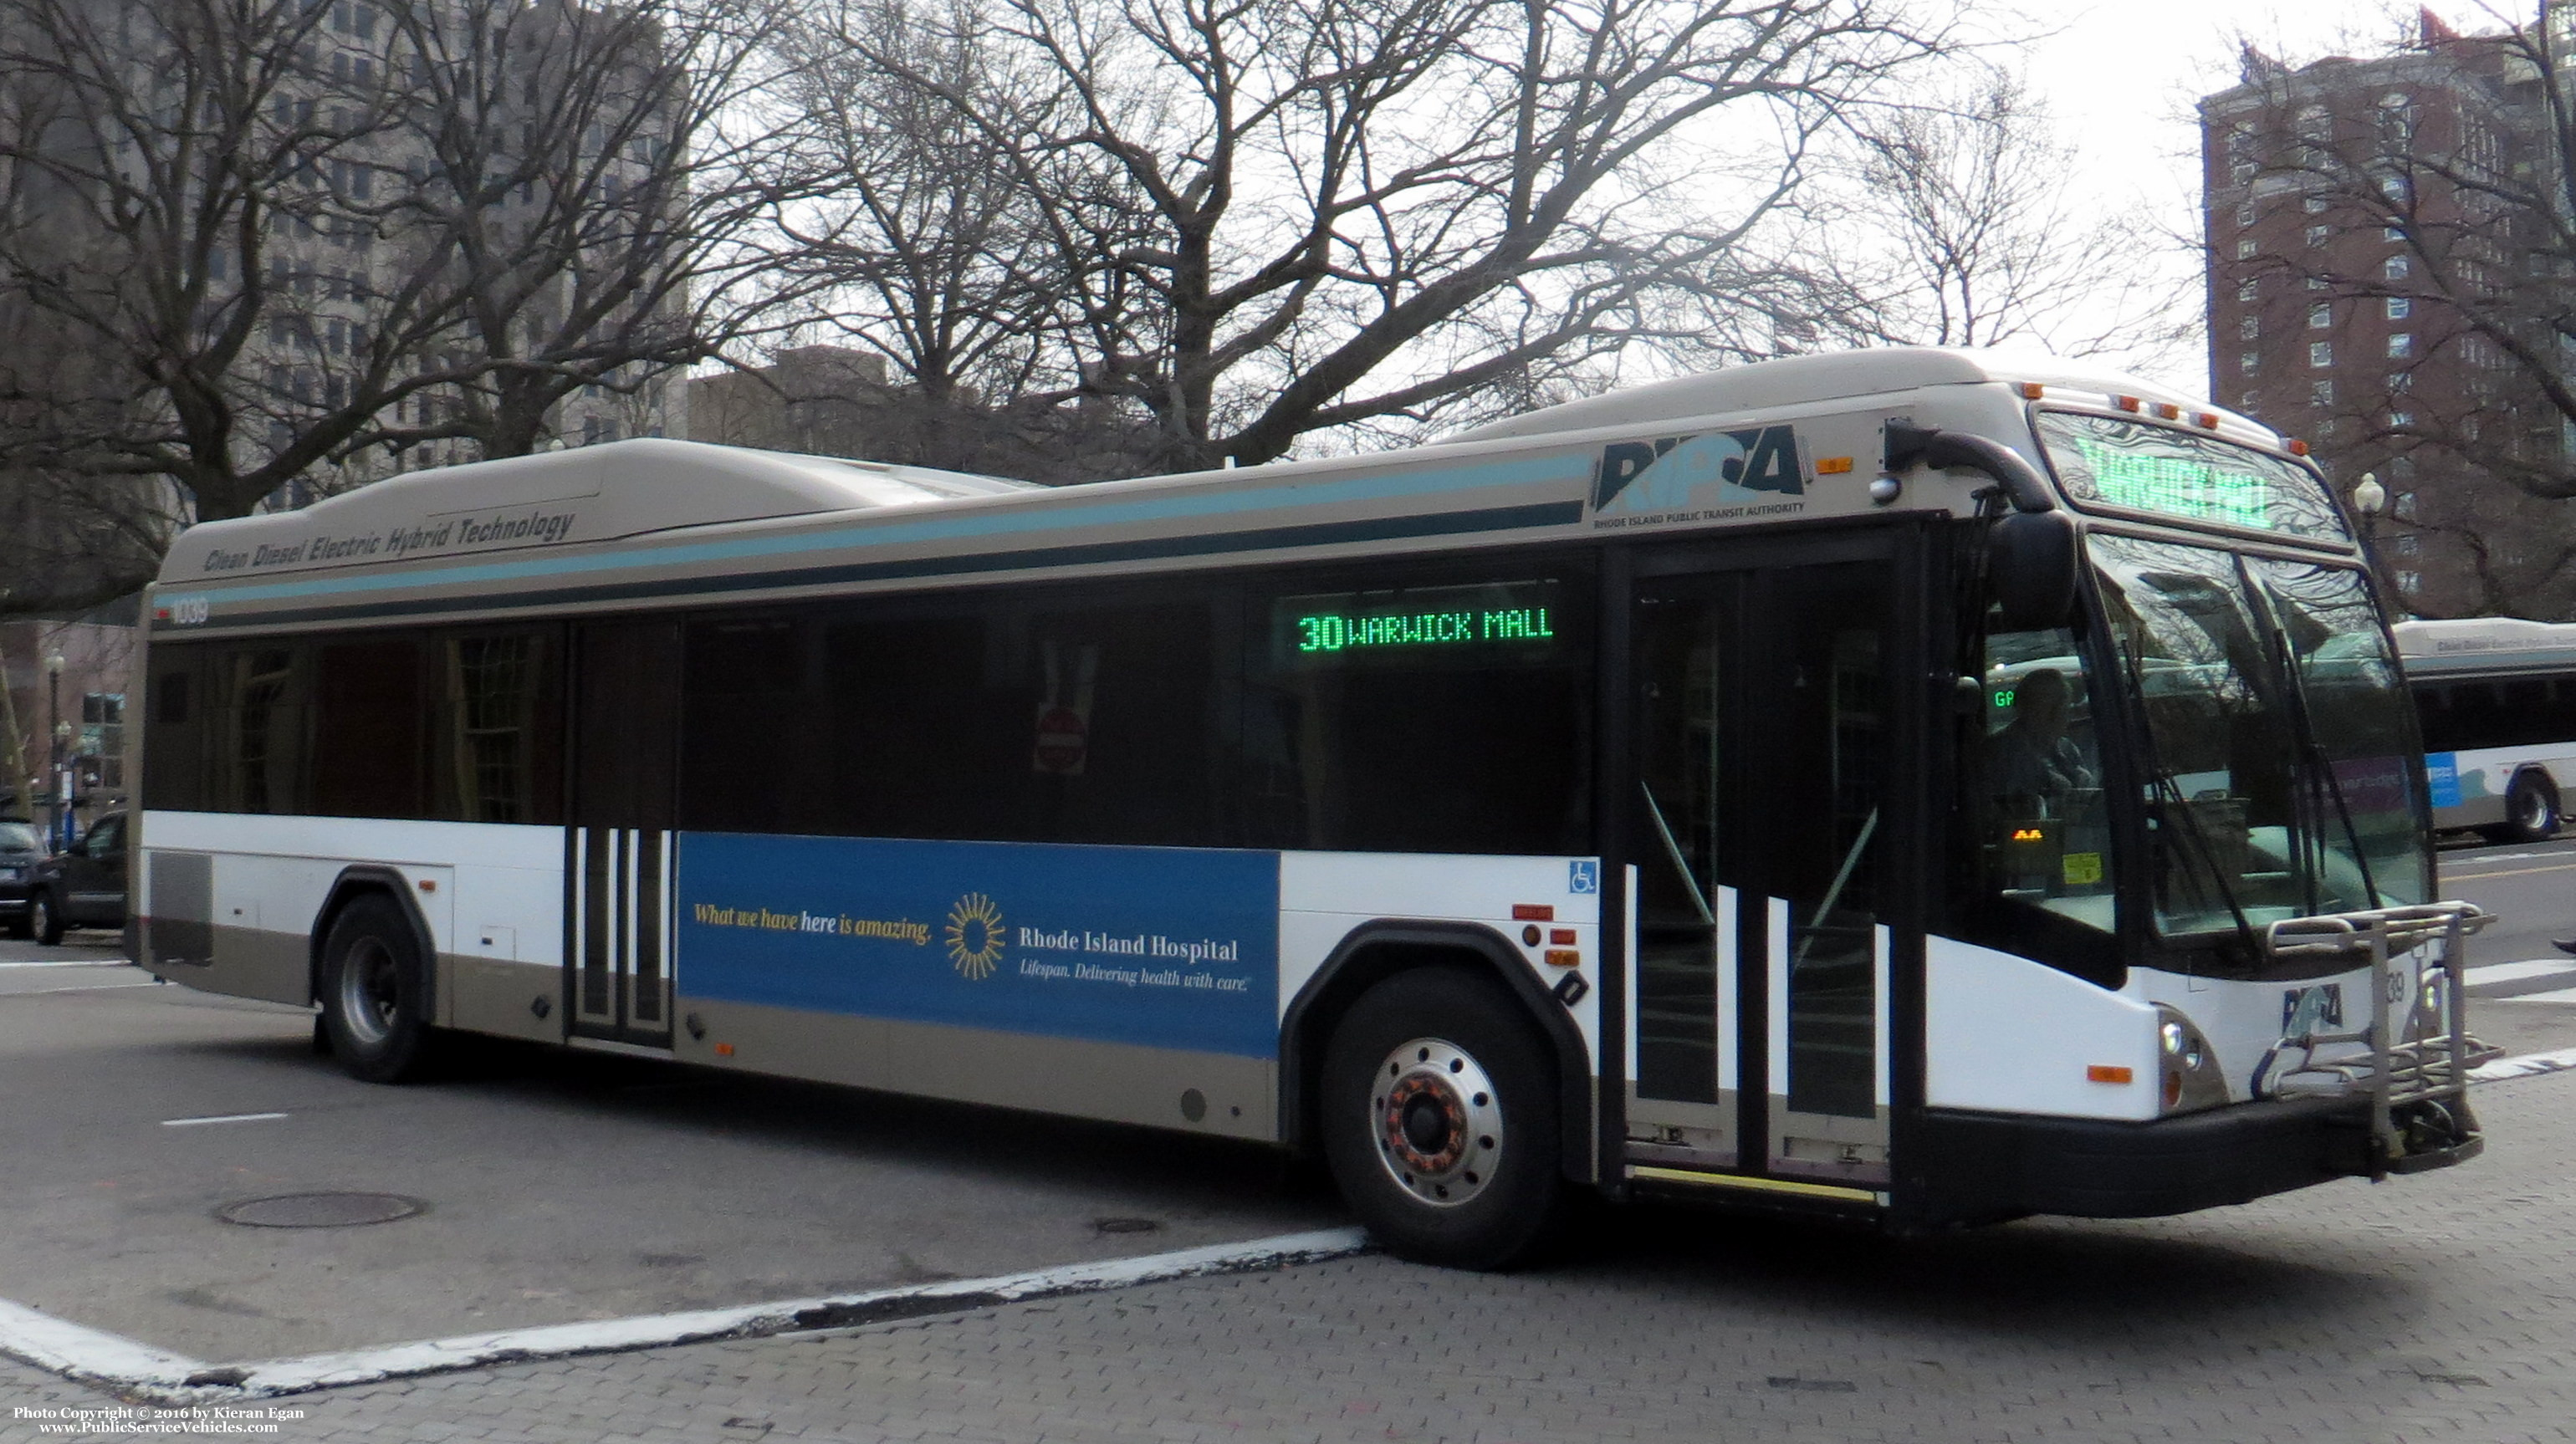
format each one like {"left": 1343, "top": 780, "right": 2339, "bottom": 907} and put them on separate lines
{"left": 216, "top": 1192, "right": 424, "bottom": 1228}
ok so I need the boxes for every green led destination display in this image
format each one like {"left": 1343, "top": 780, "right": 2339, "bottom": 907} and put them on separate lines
{"left": 1275, "top": 580, "right": 1565, "bottom": 666}
{"left": 2069, "top": 438, "right": 2271, "bottom": 530}
{"left": 2036, "top": 411, "right": 2343, "bottom": 541}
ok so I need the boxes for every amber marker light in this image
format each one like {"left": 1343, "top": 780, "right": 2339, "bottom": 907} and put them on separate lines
{"left": 2087, "top": 1064, "right": 2134, "bottom": 1084}
{"left": 2152, "top": 401, "right": 2181, "bottom": 420}
{"left": 2114, "top": 395, "right": 2142, "bottom": 412}
{"left": 2287, "top": 438, "right": 2311, "bottom": 456}
{"left": 2018, "top": 382, "right": 2045, "bottom": 399}
{"left": 2194, "top": 411, "right": 2221, "bottom": 429}
{"left": 714, "top": 1043, "right": 735, "bottom": 1057}
{"left": 1816, "top": 457, "right": 1854, "bottom": 474}
{"left": 1544, "top": 950, "right": 1582, "bottom": 968}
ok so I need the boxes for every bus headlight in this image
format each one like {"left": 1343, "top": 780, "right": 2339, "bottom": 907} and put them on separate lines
{"left": 2155, "top": 1006, "right": 2228, "bottom": 1115}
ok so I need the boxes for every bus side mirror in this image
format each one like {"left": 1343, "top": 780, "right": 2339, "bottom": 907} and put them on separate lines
{"left": 1990, "top": 511, "right": 2078, "bottom": 632}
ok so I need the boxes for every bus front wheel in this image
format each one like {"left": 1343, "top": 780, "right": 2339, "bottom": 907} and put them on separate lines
{"left": 319, "top": 895, "right": 436, "bottom": 1084}
{"left": 1320, "top": 967, "right": 1568, "bottom": 1270}
{"left": 2497, "top": 773, "right": 2562, "bottom": 844}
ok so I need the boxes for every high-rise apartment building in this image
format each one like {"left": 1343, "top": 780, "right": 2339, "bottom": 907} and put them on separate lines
{"left": 2198, "top": 15, "right": 2570, "bottom": 618}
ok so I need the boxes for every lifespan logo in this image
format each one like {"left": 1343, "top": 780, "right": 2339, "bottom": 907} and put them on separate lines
{"left": 1592, "top": 426, "right": 1803, "bottom": 518}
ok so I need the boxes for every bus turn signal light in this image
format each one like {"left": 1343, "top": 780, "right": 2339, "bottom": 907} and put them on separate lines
{"left": 2087, "top": 1064, "right": 2133, "bottom": 1084}
{"left": 1544, "top": 950, "right": 1582, "bottom": 968}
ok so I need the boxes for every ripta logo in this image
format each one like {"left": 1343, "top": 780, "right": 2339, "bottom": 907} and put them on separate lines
{"left": 1592, "top": 426, "right": 1803, "bottom": 515}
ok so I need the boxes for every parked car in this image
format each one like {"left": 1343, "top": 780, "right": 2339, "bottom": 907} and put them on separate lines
{"left": 27, "top": 811, "right": 128, "bottom": 946}
{"left": 0, "top": 817, "right": 41, "bottom": 938}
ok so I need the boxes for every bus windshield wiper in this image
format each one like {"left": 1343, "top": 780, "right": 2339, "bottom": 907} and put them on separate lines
{"left": 2256, "top": 594, "right": 2384, "bottom": 913}
{"left": 2106, "top": 614, "right": 2262, "bottom": 958}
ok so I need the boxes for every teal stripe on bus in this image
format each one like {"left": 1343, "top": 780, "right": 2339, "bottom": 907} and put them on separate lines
{"left": 168, "top": 452, "right": 1593, "bottom": 609}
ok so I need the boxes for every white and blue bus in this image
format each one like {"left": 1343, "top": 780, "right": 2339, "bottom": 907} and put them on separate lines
{"left": 2395, "top": 618, "right": 2576, "bottom": 844}
{"left": 131, "top": 348, "right": 2491, "bottom": 1267}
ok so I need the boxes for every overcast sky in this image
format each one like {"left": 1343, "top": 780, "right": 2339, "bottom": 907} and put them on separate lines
{"left": 2006, "top": 1, "right": 2461, "bottom": 390}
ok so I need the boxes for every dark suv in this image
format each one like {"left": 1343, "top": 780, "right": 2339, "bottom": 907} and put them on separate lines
{"left": 0, "top": 818, "right": 40, "bottom": 938}
{"left": 27, "top": 812, "right": 128, "bottom": 946}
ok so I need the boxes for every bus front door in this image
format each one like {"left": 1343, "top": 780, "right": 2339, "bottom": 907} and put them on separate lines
{"left": 1624, "top": 546, "right": 1904, "bottom": 1194}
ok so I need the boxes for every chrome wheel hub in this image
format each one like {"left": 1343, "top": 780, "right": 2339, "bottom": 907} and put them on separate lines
{"left": 338, "top": 939, "right": 400, "bottom": 1046}
{"left": 1370, "top": 1037, "right": 1503, "bottom": 1207}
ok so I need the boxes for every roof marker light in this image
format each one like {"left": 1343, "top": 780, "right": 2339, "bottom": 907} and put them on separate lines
{"left": 2287, "top": 438, "right": 2312, "bottom": 456}
{"left": 2153, "top": 401, "right": 2181, "bottom": 421}
{"left": 2194, "top": 411, "right": 2221, "bottom": 429}
{"left": 2018, "top": 382, "right": 2045, "bottom": 400}
{"left": 2114, "top": 395, "right": 2142, "bottom": 412}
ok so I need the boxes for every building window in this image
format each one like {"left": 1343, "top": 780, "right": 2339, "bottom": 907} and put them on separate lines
{"left": 2390, "top": 410, "right": 2413, "bottom": 427}
{"left": 2309, "top": 303, "right": 2330, "bottom": 329}
{"left": 2240, "top": 351, "right": 2260, "bottom": 374}
{"left": 2237, "top": 278, "right": 2258, "bottom": 301}
{"left": 2384, "top": 255, "right": 2410, "bottom": 279}
{"left": 2395, "top": 490, "right": 2418, "bottom": 518}
{"left": 2312, "top": 379, "right": 2333, "bottom": 406}
{"left": 2231, "top": 161, "right": 2256, "bottom": 186}
{"left": 2237, "top": 238, "right": 2258, "bottom": 259}
{"left": 2389, "top": 368, "right": 2411, "bottom": 391}
{"left": 2240, "top": 315, "right": 2260, "bottom": 339}
{"left": 2388, "top": 332, "right": 2412, "bottom": 358}
{"left": 2309, "top": 340, "right": 2333, "bottom": 367}
{"left": 2304, "top": 195, "right": 2328, "bottom": 214}
{"left": 2397, "top": 569, "right": 2420, "bottom": 591}
{"left": 2384, "top": 225, "right": 2405, "bottom": 242}
{"left": 2236, "top": 202, "right": 2257, "bottom": 226}
{"left": 2307, "top": 225, "right": 2329, "bottom": 247}
{"left": 2386, "top": 297, "right": 2410, "bottom": 319}
{"left": 2307, "top": 274, "right": 2328, "bottom": 291}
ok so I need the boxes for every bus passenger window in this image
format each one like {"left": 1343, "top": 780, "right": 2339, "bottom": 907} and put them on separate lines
{"left": 1979, "top": 627, "right": 2114, "bottom": 938}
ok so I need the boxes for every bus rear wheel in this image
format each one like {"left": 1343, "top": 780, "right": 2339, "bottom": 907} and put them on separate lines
{"left": 319, "top": 895, "right": 436, "bottom": 1084}
{"left": 2497, "top": 773, "right": 2562, "bottom": 844}
{"left": 1320, "top": 967, "right": 1567, "bottom": 1270}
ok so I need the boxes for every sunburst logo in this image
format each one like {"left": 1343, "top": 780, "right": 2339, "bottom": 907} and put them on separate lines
{"left": 945, "top": 892, "right": 1005, "bottom": 980}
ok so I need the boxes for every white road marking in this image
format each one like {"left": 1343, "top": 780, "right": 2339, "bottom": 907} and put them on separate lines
{"left": 159, "top": 1112, "right": 289, "bottom": 1128}
{"left": 2472, "top": 1045, "right": 2576, "bottom": 1083}
{"left": 2505, "top": 986, "right": 2576, "bottom": 1004}
{"left": 18, "top": 982, "right": 160, "bottom": 996}
{"left": 0, "top": 958, "right": 132, "bottom": 969}
{"left": 2466, "top": 960, "right": 2576, "bottom": 986}
{"left": 0, "top": 1226, "right": 1372, "bottom": 1403}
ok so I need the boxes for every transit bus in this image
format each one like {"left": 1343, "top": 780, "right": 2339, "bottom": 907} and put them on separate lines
{"left": 2394, "top": 618, "right": 2576, "bottom": 843}
{"left": 130, "top": 347, "right": 2492, "bottom": 1268}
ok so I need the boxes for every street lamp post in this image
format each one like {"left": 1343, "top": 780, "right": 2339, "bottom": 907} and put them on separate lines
{"left": 42, "top": 650, "right": 64, "bottom": 850}
{"left": 2351, "top": 472, "right": 2389, "bottom": 598}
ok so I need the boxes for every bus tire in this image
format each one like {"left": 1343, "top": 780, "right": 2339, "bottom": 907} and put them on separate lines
{"left": 2501, "top": 773, "right": 2562, "bottom": 844}
{"left": 30, "top": 890, "right": 63, "bottom": 947}
{"left": 1320, "top": 967, "right": 1567, "bottom": 1270}
{"left": 319, "top": 894, "right": 437, "bottom": 1084}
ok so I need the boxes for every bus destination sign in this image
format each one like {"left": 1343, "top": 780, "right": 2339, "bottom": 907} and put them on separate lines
{"left": 1278, "top": 580, "right": 1564, "bottom": 664}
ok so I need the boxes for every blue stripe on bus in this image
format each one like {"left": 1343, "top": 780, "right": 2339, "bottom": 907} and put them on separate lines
{"left": 674, "top": 833, "right": 1281, "bottom": 1059}
{"left": 175, "top": 452, "right": 1592, "bottom": 609}
{"left": 158, "top": 498, "right": 1591, "bottom": 631}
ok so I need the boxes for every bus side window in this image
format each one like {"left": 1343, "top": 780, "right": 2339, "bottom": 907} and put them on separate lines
{"left": 207, "top": 645, "right": 310, "bottom": 816}
{"left": 144, "top": 649, "right": 207, "bottom": 813}
{"left": 1964, "top": 622, "right": 2119, "bottom": 980}
{"left": 430, "top": 630, "right": 564, "bottom": 824}
{"left": 313, "top": 639, "right": 424, "bottom": 819}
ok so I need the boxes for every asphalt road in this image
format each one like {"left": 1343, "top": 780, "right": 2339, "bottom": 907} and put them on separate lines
{"left": 2439, "top": 834, "right": 2576, "bottom": 967}
{"left": 0, "top": 936, "right": 1337, "bottom": 1365}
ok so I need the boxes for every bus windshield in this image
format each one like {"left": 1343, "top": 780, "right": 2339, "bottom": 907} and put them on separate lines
{"left": 2089, "top": 534, "right": 2427, "bottom": 955}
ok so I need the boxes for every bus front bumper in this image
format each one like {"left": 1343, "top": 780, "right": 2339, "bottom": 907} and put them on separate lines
{"left": 1907, "top": 1095, "right": 2441, "bottom": 1225}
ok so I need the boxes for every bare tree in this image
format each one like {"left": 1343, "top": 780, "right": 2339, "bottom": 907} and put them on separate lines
{"left": 801, "top": 0, "right": 1954, "bottom": 476}
{"left": 1810, "top": 74, "right": 2195, "bottom": 368}
{"left": 0, "top": 0, "right": 800, "bottom": 617}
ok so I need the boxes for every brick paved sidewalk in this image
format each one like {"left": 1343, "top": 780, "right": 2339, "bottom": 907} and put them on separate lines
{"left": 8, "top": 1070, "right": 2574, "bottom": 1444}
